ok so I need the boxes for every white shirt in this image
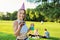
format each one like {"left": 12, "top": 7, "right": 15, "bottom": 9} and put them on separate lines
{"left": 44, "top": 31, "right": 49, "bottom": 38}
{"left": 16, "top": 20, "right": 28, "bottom": 39}
{"left": 17, "top": 20, "right": 28, "bottom": 34}
{"left": 34, "top": 30, "right": 39, "bottom": 35}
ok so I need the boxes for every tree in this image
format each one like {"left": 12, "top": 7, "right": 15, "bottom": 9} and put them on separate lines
{"left": 11, "top": 11, "right": 17, "bottom": 20}
{"left": 6, "top": 12, "right": 12, "bottom": 20}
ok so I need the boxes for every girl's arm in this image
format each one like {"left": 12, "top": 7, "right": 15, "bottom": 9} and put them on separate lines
{"left": 27, "top": 27, "right": 31, "bottom": 33}
{"left": 13, "top": 21, "right": 22, "bottom": 37}
{"left": 27, "top": 28, "right": 30, "bottom": 33}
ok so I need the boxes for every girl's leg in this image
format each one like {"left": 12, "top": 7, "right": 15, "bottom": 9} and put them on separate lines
{"left": 24, "top": 37, "right": 28, "bottom": 40}
{"left": 42, "top": 36, "right": 47, "bottom": 38}
{"left": 16, "top": 39, "right": 24, "bottom": 40}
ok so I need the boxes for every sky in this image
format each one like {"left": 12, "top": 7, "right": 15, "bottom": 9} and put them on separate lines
{"left": 0, "top": 0, "right": 37, "bottom": 13}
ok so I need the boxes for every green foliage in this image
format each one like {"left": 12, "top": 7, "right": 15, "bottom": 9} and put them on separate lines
{"left": 11, "top": 11, "right": 17, "bottom": 20}
{"left": 0, "top": 0, "right": 60, "bottom": 22}
{"left": 26, "top": 0, "right": 60, "bottom": 22}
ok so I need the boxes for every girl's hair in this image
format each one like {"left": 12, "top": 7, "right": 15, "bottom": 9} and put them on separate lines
{"left": 18, "top": 9, "right": 26, "bottom": 13}
{"left": 45, "top": 28, "right": 47, "bottom": 31}
{"left": 17, "top": 9, "right": 26, "bottom": 20}
{"left": 31, "top": 23, "right": 34, "bottom": 26}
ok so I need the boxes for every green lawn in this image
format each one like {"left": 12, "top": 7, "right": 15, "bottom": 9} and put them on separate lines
{"left": 0, "top": 20, "right": 60, "bottom": 40}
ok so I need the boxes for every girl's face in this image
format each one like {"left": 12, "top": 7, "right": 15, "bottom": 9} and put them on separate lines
{"left": 18, "top": 9, "right": 25, "bottom": 20}
{"left": 36, "top": 29, "right": 38, "bottom": 31}
{"left": 31, "top": 23, "right": 34, "bottom": 26}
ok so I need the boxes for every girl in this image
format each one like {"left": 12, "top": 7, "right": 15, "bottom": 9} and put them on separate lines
{"left": 29, "top": 23, "right": 34, "bottom": 35}
{"left": 13, "top": 3, "right": 29, "bottom": 40}
{"left": 42, "top": 28, "right": 50, "bottom": 38}
{"left": 29, "top": 29, "right": 40, "bottom": 38}
{"left": 34, "top": 29, "right": 39, "bottom": 36}
{"left": 30, "top": 23, "right": 34, "bottom": 31}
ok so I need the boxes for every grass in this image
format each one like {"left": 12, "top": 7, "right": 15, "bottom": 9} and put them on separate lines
{"left": 0, "top": 20, "right": 60, "bottom": 40}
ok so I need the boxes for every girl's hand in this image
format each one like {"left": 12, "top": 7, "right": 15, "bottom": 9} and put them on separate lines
{"left": 20, "top": 22, "right": 24, "bottom": 27}
{"left": 19, "top": 22, "right": 24, "bottom": 28}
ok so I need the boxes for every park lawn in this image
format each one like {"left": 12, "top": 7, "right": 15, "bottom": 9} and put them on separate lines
{"left": 0, "top": 20, "right": 60, "bottom": 40}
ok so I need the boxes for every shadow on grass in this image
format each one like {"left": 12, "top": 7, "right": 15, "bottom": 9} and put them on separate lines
{"left": 49, "top": 37, "right": 60, "bottom": 40}
{"left": 0, "top": 32, "right": 60, "bottom": 40}
{"left": 29, "top": 37, "right": 60, "bottom": 40}
{"left": 0, "top": 32, "right": 16, "bottom": 40}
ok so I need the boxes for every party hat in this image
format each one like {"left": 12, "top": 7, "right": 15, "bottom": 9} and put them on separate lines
{"left": 20, "top": 3, "right": 25, "bottom": 10}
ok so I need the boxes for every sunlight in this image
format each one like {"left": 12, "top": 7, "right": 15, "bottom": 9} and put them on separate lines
{"left": 0, "top": 0, "right": 36, "bottom": 13}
